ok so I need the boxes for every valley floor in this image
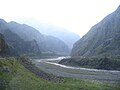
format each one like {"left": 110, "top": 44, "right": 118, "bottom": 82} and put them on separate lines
{"left": 0, "top": 57, "right": 120, "bottom": 90}
{"left": 33, "top": 57, "right": 120, "bottom": 83}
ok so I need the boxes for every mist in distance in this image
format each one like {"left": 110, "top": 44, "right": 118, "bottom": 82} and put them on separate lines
{"left": 0, "top": 0, "right": 120, "bottom": 37}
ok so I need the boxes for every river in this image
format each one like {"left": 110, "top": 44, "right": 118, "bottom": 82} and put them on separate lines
{"left": 33, "top": 57, "right": 120, "bottom": 83}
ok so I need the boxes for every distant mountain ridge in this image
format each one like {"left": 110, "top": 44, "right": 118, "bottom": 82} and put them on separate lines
{"left": 37, "top": 25, "right": 80, "bottom": 49}
{"left": 8, "top": 21, "right": 70, "bottom": 55}
{"left": 8, "top": 18, "right": 80, "bottom": 49}
{"left": 71, "top": 5, "right": 120, "bottom": 57}
{"left": 0, "top": 19, "right": 41, "bottom": 56}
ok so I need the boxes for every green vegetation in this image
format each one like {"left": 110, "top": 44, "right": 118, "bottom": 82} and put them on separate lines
{"left": 0, "top": 57, "right": 120, "bottom": 90}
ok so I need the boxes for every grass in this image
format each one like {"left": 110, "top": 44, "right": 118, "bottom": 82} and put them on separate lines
{"left": 0, "top": 57, "right": 120, "bottom": 90}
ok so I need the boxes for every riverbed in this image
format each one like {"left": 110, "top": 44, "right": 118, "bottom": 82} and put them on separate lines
{"left": 33, "top": 57, "right": 120, "bottom": 83}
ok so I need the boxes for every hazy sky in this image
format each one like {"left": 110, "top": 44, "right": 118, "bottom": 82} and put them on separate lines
{"left": 0, "top": 0, "right": 120, "bottom": 36}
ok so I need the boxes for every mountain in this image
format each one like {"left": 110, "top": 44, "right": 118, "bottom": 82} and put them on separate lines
{"left": 36, "top": 25, "right": 80, "bottom": 49}
{"left": 8, "top": 21, "right": 70, "bottom": 55}
{"left": 8, "top": 21, "right": 44, "bottom": 51}
{"left": 0, "top": 19, "right": 41, "bottom": 56}
{"left": 0, "top": 33, "right": 9, "bottom": 56}
{"left": 10, "top": 18, "right": 80, "bottom": 49}
{"left": 43, "top": 35, "right": 70, "bottom": 55}
{"left": 71, "top": 5, "right": 120, "bottom": 57}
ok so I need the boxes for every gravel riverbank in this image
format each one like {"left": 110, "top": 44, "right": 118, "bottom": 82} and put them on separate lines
{"left": 33, "top": 57, "right": 120, "bottom": 84}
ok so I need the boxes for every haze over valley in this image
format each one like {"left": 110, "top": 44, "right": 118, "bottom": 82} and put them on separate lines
{"left": 0, "top": 1, "right": 120, "bottom": 90}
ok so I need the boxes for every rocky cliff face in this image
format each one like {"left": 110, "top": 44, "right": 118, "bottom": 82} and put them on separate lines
{"left": 71, "top": 6, "right": 120, "bottom": 57}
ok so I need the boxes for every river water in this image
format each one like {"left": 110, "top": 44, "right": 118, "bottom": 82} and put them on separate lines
{"left": 33, "top": 57, "right": 120, "bottom": 83}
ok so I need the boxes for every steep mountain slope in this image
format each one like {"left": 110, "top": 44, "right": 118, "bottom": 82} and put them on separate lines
{"left": 0, "top": 33, "right": 9, "bottom": 56}
{"left": 8, "top": 21, "right": 44, "bottom": 50}
{"left": 8, "top": 21, "right": 44, "bottom": 42}
{"left": 0, "top": 19, "right": 41, "bottom": 56}
{"left": 9, "top": 18, "right": 80, "bottom": 49}
{"left": 8, "top": 21, "right": 70, "bottom": 55}
{"left": 71, "top": 6, "right": 120, "bottom": 57}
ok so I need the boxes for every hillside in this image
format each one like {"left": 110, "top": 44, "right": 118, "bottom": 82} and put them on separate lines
{"left": 37, "top": 25, "right": 80, "bottom": 49}
{"left": 0, "top": 33, "right": 9, "bottom": 56}
{"left": 43, "top": 35, "right": 70, "bottom": 55}
{"left": 10, "top": 18, "right": 80, "bottom": 49}
{"left": 0, "top": 19, "right": 41, "bottom": 57}
{"left": 71, "top": 6, "right": 120, "bottom": 57}
{"left": 0, "top": 57, "right": 119, "bottom": 90}
{"left": 8, "top": 21, "right": 70, "bottom": 55}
